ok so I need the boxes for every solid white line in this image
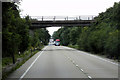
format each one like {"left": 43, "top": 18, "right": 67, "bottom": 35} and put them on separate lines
{"left": 77, "top": 51, "right": 118, "bottom": 66}
{"left": 19, "top": 46, "right": 48, "bottom": 80}
{"left": 89, "top": 54, "right": 118, "bottom": 66}
{"left": 64, "top": 46, "right": 118, "bottom": 66}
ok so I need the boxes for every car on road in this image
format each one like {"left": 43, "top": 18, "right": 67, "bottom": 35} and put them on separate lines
{"left": 55, "top": 39, "right": 60, "bottom": 46}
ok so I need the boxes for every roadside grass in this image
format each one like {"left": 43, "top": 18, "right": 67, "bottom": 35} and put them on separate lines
{"left": 11, "top": 50, "right": 40, "bottom": 71}
{"left": 67, "top": 45, "right": 119, "bottom": 62}
{"left": 2, "top": 50, "right": 30, "bottom": 68}
{"left": 68, "top": 45, "right": 79, "bottom": 50}
{"left": 2, "top": 57, "right": 13, "bottom": 67}
{"left": 2, "top": 46, "right": 43, "bottom": 67}
{"left": 2, "top": 46, "right": 44, "bottom": 80}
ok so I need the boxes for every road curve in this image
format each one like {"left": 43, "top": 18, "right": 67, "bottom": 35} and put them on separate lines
{"left": 7, "top": 45, "right": 118, "bottom": 79}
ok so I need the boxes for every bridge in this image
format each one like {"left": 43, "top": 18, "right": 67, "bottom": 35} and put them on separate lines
{"left": 27, "top": 16, "right": 96, "bottom": 29}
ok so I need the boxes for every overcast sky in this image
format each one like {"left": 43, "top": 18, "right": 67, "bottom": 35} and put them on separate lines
{"left": 19, "top": 0, "right": 120, "bottom": 36}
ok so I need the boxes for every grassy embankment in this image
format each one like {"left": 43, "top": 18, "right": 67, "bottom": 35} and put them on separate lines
{"left": 2, "top": 46, "right": 44, "bottom": 80}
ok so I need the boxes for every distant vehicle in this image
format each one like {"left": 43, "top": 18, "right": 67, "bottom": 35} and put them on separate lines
{"left": 55, "top": 39, "right": 60, "bottom": 46}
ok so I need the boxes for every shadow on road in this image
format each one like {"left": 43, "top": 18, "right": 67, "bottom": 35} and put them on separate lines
{"left": 41, "top": 48, "right": 77, "bottom": 52}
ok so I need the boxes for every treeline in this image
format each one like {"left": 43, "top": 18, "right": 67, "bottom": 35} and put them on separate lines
{"left": 52, "top": 2, "right": 120, "bottom": 60}
{"left": 2, "top": 2, "right": 50, "bottom": 60}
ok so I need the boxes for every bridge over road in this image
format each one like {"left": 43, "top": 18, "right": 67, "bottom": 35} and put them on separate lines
{"left": 28, "top": 16, "right": 96, "bottom": 29}
{"left": 30, "top": 20, "right": 95, "bottom": 29}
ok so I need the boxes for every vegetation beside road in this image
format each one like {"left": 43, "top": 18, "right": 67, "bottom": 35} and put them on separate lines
{"left": 2, "top": 49, "right": 41, "bottom": 80}
{"left": 2, "top": 2, "right": 50, "bottom": 64}
{"left": 2, "top": 2, "right": 50, "bottom": 79}
{"left": 52, "top": 2, "right": 120, "bottom": 60}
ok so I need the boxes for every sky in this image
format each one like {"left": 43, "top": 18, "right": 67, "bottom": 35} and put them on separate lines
{"left": 19, "top": 0, "right": 120, "bottom": 36}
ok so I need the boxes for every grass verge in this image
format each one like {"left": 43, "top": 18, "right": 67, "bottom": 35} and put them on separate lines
{"left": 2, "top": 46, "right": 44, "bottom": 80}
{"left": 67, "top": 45, "right": 119, "bottom": 62}
{"left": 68, "top": 45, "right": 79, "bottom": 50}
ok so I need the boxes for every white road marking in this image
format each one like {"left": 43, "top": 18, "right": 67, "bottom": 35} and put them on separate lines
{"left": 64, "top": 46, "right": 118, "bottom": 66}
{"left": 81, "top": 69, "right": 84, "bottom": 72}
{"left": 88, "top": 76, "right": 92, "bottom": 79}
{"left": 19, "top": 46, "right": 48, "bottom": 80}
{"left": 63, "top": 47, "right": 93, "bottom": 79}
{"left": 81, "top": 52, "right": 118, "bottom": 66}
{"left": 76, "top": 64, "right": 78, "bottom": 67}
{"left": 72, "top": 60, "right": 74, "bottom": 63}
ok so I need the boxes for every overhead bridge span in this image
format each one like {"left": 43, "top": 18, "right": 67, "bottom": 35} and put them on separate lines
{"left": 25, "top": 16, "right": 96, "bottom": 29}
{"left": 30, "top": 20, "right": 95, "bottom": 29}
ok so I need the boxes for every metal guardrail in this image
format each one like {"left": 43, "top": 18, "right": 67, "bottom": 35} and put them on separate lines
{"left": 21, "top": 15, "right": 96, "bottom": 21}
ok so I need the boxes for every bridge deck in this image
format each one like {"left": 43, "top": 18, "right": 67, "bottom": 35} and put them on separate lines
{"left": 30, "top": 20, "right": 95, "bottom": 29}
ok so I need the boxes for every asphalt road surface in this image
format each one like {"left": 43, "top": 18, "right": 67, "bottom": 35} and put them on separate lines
{"left": 8, "top": 44, "right": 118, "bottom": 79}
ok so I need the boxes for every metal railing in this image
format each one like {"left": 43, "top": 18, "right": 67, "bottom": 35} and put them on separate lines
{"left": 21, "top": 15, "right": 96, "bottom": 21}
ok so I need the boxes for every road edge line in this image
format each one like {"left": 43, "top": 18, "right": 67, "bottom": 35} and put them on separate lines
{"left": 19, "top": 46, "right": 48, "bottom": 80}
{"left": 63, "top": 46, "right": 118, "bottom": 66}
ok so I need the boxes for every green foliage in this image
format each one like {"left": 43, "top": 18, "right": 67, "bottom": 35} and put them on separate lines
{"left": 31, "top": 28, "right": 50, "bottom": 47}
{"left": 2, "top": 57, "right": 12, "bottom": 67}
{"left": 2, "top": 2, "right": 22, "bottom": 57}
{"left": 52, "top": 27, "right": 71, "bottom": 46}
{"left": 52, "top": 2, "right": 120, "bottom": 60}
{"left": 69, "top": 27, "right": 80, "bottom": 45}
{"left": 2, "top": 2, "right": 50, "bottom": 60}
{"left": 104, "top": 30, "right": 119, "bottom": 58}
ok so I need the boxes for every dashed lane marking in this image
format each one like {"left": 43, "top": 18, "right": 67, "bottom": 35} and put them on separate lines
{"left": 88, "top": 76, "right": 92, "bottom": 79}
{"left": 76, "top": 64, "right": 79, "bottom": 67}
{"left": 81, "top": 69, "right": 84, "bottom": 72}
{"left": 63, "top": 46, "right": 118, "bottom": 66}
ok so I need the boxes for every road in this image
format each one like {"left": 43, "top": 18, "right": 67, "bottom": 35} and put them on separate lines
{"left": 7, "top": 45, "right": 118, "bottom": 79}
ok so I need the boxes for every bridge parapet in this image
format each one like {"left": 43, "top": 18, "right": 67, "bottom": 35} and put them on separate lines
{"left": 22, "top": 15, "right": 96, "bottom": 21}
{"left": 21, "top": 15, "right": 96, "bottom": 29}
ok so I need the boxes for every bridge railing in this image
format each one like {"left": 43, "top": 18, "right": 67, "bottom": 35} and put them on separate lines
{"left": 21, "top": 15, "right": 96, "bottom": 21}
